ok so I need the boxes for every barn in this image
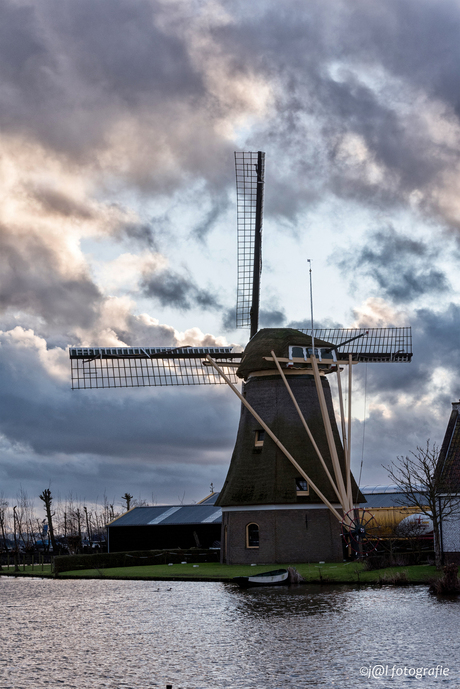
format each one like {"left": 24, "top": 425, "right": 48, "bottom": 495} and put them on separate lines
{"left": 107, "top": 493, "right": 221, "bottom": 553}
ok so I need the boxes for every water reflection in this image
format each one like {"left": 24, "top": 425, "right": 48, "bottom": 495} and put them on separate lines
{"left": 226, "top": 582, "right": 357, "bottom": 619}
{"left": 0, "top": 578, "right": 458, "bottom": 688}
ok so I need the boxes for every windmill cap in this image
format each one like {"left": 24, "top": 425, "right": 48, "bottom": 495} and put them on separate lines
{"left": 236, "top": 328, "right": 335, "bottom": 380}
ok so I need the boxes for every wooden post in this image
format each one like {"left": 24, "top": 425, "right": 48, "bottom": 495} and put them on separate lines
{"left": 310, "top": 355, "right": 350, "bottom": 512}
{"left": 336, "top": 366, "right": 352, "bottom": 508}
{"left": 270, "top": 351, "right": 343, "bottom": 505}
{"left": 206, "top": 355, "right": 343, "bottom": 522}
{"left": 348, "top": 354, "right": 352, "bottom": 473}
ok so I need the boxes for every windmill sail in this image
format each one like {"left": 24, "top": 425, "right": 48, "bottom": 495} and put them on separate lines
{"left": 69, "top": 346, "right": 241, "bottom": 390}
{"left": 300, "top": 327, "right": 412, "bottom": 362}
{"left": 235, "top": 151, "right": 265, "bottom": 337}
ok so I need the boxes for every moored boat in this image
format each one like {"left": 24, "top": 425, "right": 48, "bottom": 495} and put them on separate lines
{"left": 233, "top": 568, "right": 289, "bottom": 588}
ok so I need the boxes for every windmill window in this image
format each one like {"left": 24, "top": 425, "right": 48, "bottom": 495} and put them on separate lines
{"left": 296, "top": 478, "right": 309, "bottom": 495}
{"left": 289, "top": 345, "right": 322, "bottom": 361}
{"left": 290, "top": 346, "right": 305, "bottom": 359}
{"left": 306, "top": 347, "right": 323, "bottom": 361}
{"left": 289, "top": 345, "right": 337, "bottom": 363}
{"left": 254, "top": 430, "right": 265, "bottom": 447}
{"left": 246, "top": 523, "right": 259, "bottom": 548}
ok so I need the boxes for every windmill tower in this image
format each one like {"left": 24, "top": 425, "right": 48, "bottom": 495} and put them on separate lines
{"left": 70, "top": 151, "right": 412, "bottom": 564}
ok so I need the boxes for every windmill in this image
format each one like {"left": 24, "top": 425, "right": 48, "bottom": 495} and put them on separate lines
{"left": 70, "top": 151, "right": 412, "bottom": 563}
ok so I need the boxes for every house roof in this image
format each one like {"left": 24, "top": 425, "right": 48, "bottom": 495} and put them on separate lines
{"left": 109, "top": 504, "right": 222, "bottom": 527}
{"left": 437, "top": 401, "right": 460, "bottom": 491}
{"left": 362, "top": 491, "right": 427, "bottom": 508}
{"left": 196, "top": 492, "right": 219, "bottom": 505}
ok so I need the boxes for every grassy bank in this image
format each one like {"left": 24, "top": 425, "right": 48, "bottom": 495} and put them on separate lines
{"left": 0, "top": 563, "right": 53, "bottom": 577}
{"left": 0, "top": 562, "right": 442, "bottom": 584}
{"left": 53, "top": 561, "right": 440, "bottom": 584}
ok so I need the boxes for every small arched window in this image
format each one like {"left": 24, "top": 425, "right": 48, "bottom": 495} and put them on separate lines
{"left": 246, "top": 523, "right": 259, "bottom": 548}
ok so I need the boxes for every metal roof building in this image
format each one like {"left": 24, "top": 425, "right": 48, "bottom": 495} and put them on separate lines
{"left": 359, "top": 485, "right": 427, "bottom": 509}
{"left": 107, "top": 494, "right": 222, "bottom": 552}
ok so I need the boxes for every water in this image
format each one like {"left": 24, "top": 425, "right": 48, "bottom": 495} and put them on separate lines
{"left": 0, "top": 578, "right": 458, "bottom": 688}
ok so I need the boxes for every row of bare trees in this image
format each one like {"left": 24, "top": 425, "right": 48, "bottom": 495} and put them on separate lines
{"left": 0, "top": 489, "right": 149, "bottom": 555}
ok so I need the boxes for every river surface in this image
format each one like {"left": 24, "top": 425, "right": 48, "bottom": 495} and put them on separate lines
{"left": 0, "top": 578, "right": 458, "bottom": 688}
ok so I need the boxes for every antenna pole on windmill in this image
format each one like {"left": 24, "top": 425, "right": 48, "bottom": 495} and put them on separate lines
{"left": 308, "top": 259, "right": 315, "bottom": 353}
{"left": 250, "top": 151, "right": 265, "bottom": 339}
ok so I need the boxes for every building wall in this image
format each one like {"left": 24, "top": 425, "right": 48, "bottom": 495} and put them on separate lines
{"left": 108, "top": 524, "right": 221, "bottom": 553}
{"left": 441, "top": 498, "right": 460, "bottom": 562}
{"left": 221, "top": 507, "right": 343, "bottom": 564}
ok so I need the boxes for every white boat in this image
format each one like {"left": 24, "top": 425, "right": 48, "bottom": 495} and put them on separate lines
{"left": 233, "top": 568, "right": 290, "bottom": 588}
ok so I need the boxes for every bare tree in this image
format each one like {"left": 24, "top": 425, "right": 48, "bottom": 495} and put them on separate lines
{"left": 121, "top": 493, "right": 134, "bottom": 512}
{"left": 83, "top": 505, "right": 94, "bottom": 548}
{"left": 385, "top": 441, "right": 460, "bottom": 568}
{"left": 0, "top": 496, "right": 9, "bottom": 556}
{"left": 15, "top": 488, "right": 35, "bottom": 553}
{"left": 39, "top": 488, "right": 57, "bottom": 552}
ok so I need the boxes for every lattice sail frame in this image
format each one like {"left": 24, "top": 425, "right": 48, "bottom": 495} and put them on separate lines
{"left": 235, "top": 151, "right": 265, "bottom": 331}
{"left": 300, "top": 327, "right": 412, "bottom": 362}
{"left": 70, "top": 347, "right": 241, "bottom": 390}
{"left": 69, "top": 328, "right": 412, "bottom": 390}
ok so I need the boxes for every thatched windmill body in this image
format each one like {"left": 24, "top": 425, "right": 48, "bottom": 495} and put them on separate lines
{"left": 70, "top": 152, "right": 412, "bottom": 563}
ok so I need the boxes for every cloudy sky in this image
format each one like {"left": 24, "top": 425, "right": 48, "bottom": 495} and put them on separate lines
{"left": 1, "top": 0, "right": 460, "bottom": 508}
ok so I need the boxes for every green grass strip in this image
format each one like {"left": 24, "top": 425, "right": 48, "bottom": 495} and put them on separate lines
{"left": 57, "top": 561, "right": 441, "bottom": 584}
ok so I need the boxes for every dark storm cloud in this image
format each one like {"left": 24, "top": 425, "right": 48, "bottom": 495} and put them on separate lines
{"left": 221, "top": 307, "right": 286, "bottom": 332}
{"left": 287, "top": 317, "right": 347, "bottom": 331}
{"left": 1, "top": 0, "right": 459, "bottom": 223}
{"left": 342, "top": 0, "right": 460, "bottom": 112}
{"left": 221, "top": 307, "right": 236, "bottom": 332}
{"left": 335, "top": 226, "right": 450, "bottom": 302}
{"left": 0, "top": 0, "right": 238, "bottom": 193}
{"left": 351, "top": 301, "right": 460, "bottom": 398}
{"left": 0, "top": 0, "right": 202, "bottom": 154}
{"left": 209, "top": 0, "right": 460, "bottom": 228}
{"left": 0, "top": 447, "right": 229, "bottom": 507}
{"left": 31, "top": 187, "right": 94, "bottom": 219}
{"left": 117, "top": 221, "right": 158, "bottom": 250}
{"left": 0, "top": 385, "right": 236, "bottom": 460}
{"left": 0, "top": 333, "right": 239, "bottom": 486}
{"left": 259, "top": 308, "right": 286, "bottom": 327}
{"left": 0, "top": 225, "right": 102, "bottom": 328}
{"left": 329, "top": 300, "right": 460, "bottom": 479}
{"left": 348, "top": 302, "right": 460, "bottom": 465}
{"left": 191, "top": 191, "right": 231, "bottom": 242}
{"left": 141, "top": 269, "right": 220, "bottom": 311}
